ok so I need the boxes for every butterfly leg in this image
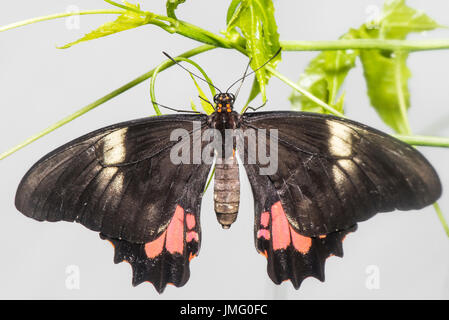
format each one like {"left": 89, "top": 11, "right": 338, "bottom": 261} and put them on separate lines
{"left": 245, "top": 101, "right": 267, "bottom": 113}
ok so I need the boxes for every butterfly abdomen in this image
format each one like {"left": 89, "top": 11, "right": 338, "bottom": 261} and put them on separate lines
{"left": 214, "top": 156, "right": 240, "bottom": 229}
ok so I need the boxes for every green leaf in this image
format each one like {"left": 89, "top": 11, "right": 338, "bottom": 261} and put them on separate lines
{"left": 244, "top": 77, "right": 261, "bottom": 111}
{"left": 166, "top": 0, "right": 186, "bottom": 19}
{"left": 358, "top": 35, "right": 411, "bottom": 133}
{"left": 226, "top": 0, "right": 242, "bottom": 24}
{"left": 226, "top": 0, "right": 281, "bottom": 101}
{"left": 190, "top": 98, "right": 198, "bottom": 112}
{"left": 334, "top": 91, "right": 346, "bottom": 114}
{"left": 58, "top": 2, "right": 153, "bottom": 49}
{"left": 291, "top": 0, "right": 442, "bottom": 132}
{"left": 189, "top": 75, "right": 215, "bottom": 115}
{"left": 357, "top": 0, "right": 441, "bottom": 133}
{"left": 379, "top": 0, "right": 444, "bottom": 39}
{"left": 366, "top": 55, "right": 409, "bottom": 134}
{"left": 290, "top": 31, "right": 358, "bottom": 114}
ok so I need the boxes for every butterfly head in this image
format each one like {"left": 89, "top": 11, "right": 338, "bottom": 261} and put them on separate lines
{"left": 214, "top": 93, "right": 235, "bottom": 113}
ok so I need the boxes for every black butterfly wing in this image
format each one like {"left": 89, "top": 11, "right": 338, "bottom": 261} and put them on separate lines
{"left": 241, "top": 111, "right": 441, "bottom": 288}
{"left": 15, "top": 114, "right": 211, "bottom": 292}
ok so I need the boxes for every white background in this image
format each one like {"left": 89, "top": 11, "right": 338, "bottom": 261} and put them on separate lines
{"left": 0, "top": 0, "right": 448, "bottom": 299}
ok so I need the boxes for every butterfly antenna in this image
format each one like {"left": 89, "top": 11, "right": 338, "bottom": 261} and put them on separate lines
{"left": 232, "top": 58, "right": 252, "bottom": 100}
{"left": 226, "top": 47, "right": 282, "bottom": 93}
{"left": 163, "top": 52, "right": 222, "bottom": 93}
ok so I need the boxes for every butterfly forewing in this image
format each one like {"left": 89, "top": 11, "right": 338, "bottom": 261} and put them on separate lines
{"left": 15, "top": 114, "right": 210, "bottom": 243}
{"left": 242, "top": 111, "right": 441, "bottom": 237}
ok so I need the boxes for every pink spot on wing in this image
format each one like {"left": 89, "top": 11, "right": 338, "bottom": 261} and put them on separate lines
{"left": 271, "top": 201, "right": 291, "bottom": 250}
{"left": 186, "top": 213, "right": 196, "bottom": 230}
{"left": 260, "top": 211, "right": 270, "bottom": 228}
{"left": 186, "top": 231, "right": 199, "bottom": 242}
{"left": 290, "top": 226, "right": 312, "bottom": 254}
{"left": 165, "top": 205, "right": 185, "bottom": 255}
{"left": 144, "top": 231, "right": 166, "bottom": 259}
{"left": 257, "top": 229, "right": 271, "bottom": 240}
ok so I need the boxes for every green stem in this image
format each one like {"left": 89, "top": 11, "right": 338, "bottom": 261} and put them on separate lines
{"left": 265, "top": 55, "right": 449, "bottom": 149}
{"left": 392, "top": 51, "right": 448, "bottom": 238}
{"left": 0, "top": 44, "right": 215, "bottom": 161}
{"left": 103, "top": 0, "right": 145, "bottom": 14}
{"left": 149, "top": 56, "right": 216, "bottom": 115}
{"left": 0, "top": 10, "right": 124, "bottom": 32}
{"left": 175, "top": 20, "right": 245, "bottom": 52}
{"left": 394, "top": 50, "right": 412, "bottom": 135}
{"left": 149, "top": 62, "right": 169, "bottom": 116}
{"left": 434, "top": 203, "right": 449, "bottom": 238}
{"left": 267, "top": 66, "right": 449, "bottom": 148}
{"left": 5, "top": 11, "right": 449, "bottom": 54}
{"left": 251, "top": 67, "right": 449, "bottom": 148}
{"left": 266, "top": 66, "right": 345, "bottom": 117}
{"left": 393, "top": 135, "right": 449, "bottom": 147}
{"left": 280, "top": 39, "right": 449, "bottom": 52}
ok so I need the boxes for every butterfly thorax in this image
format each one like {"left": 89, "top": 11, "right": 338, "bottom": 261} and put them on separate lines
{"left": 208, "top": 93, "right": 241, "bottom": 228}
{"left": 209, "top": 93, "right": 240, "bottom": 131}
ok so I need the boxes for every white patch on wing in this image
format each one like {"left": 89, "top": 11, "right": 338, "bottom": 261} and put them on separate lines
{"left": 102, "top": 128, "right": 128, "bottom": 164}
{"left": 97, "top": 167, "right": 119, "bottom": 194}
{"left": 338, "top": 159, "right": 356, "bottom": 173}
{"left": 332, "top": 159, "right": 356, "bottom": 186}
{"left": 332, "top": 164, "right": 346, "bottom": 185}
{"left": 109, "top": 171, "right": 125, "bottom": 193}
{"left": 333, "top": 159, "right": 356, "bottom": 182}
{"left": 327, "top": 121, "right": 352, "bottom": 157}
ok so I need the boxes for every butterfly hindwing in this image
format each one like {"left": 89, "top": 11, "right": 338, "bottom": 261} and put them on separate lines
{"left": 241, "top": 111, "right": 441, "bottom": 287}
{"left": 244, "top": 160, "right": 356, "bottom": 288}
{"left": 256, "top": 201, "right": 357, "bottom": 288}
{"left": 100, "top": 157, "right": 209, "bottom": 293}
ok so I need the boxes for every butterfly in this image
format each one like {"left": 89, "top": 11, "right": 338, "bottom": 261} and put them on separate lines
{"left": 14, "top": 55, "right": 442, "bottom": 293}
